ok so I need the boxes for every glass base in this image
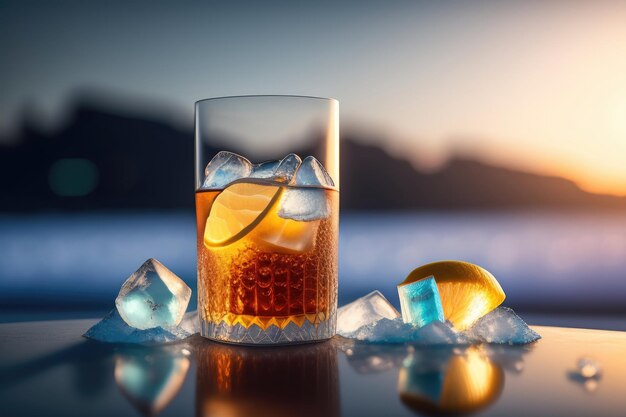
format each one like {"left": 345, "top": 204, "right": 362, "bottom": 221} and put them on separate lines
{"left": 200, "top": 317, "right": 336, "bottom": 345}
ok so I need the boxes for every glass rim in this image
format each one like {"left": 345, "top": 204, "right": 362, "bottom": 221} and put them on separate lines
{"left": 195, "top": 94, "right": 338, "bottom": 105}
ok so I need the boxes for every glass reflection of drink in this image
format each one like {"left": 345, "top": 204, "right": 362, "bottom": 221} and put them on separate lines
{"left": 195, "top": 96, "right": 339, "bottom": 345}
{"left": 398, "top": 347, "right": 504, "bottom": 415}
{"left": 195, "top": 340, "right": 340, "bottom": 417}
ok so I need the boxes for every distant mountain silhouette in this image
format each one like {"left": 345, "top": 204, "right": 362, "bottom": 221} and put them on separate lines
{"left": 341, "top": 140, "right": 626, "bottom": 210}
{"left": 1, "top": 99, "right": 625, "bottom": 212}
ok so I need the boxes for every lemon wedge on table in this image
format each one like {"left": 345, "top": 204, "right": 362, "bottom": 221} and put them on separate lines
{"left": 400, "top": 261, "right": 505, "bottom": 330}
{"left": 203, "top": 182, "right": 319, "bottom": 253}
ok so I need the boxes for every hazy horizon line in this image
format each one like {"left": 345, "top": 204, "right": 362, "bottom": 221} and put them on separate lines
{"left": 2, "top": 90, "right": 625, "bottom": 199}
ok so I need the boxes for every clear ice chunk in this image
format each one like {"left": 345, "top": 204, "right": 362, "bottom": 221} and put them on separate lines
{"left": 278, "top": 188, "right": 330, "bottom": 221}
{"left": 568, "top": 357, "right": 602, "bottom": 392}
{"left": 415, "top": 321, "right": 468, "bottom": 345}
{"left": 466, "top": 307, "right": 541, "bottom": 345}
{"left": 351, "top": 318, "right": 467, "bottom": 344}
{"left": 295, "top": 156, "right": 335, "bottom": 187}
{"left": 249, "top": 160, "right": 280, "bottom": 179}
{"left": 349, "top": 318, "right": 408, "bottom": 343}
{"left": 398, "top": 276, "right": 445, "bottom": 328}
{"left": 202, "top": 151, "right": 252, "bottom": 189}
{"left": 115, "top": 259, "right": 192, "bottom": 330}
{"left": 83, "top": 309, "right": 192, "bottom": 344}
{"left": 577, "top": 357, "right": 601, "bottom": 378}
{"left": 278, "top": 155, "right": 334, "bottom": 221}
{"left": 179, "top": 310, "right": 200, "bottom": 335}
{"left": 273, "top": 153, "right": 302, "bottom": 183}
{"left": 337, "top": 290, "right": 401, "bottom": 336}
{"left": 338, "top": 291, "right": 538, "bottom": 345}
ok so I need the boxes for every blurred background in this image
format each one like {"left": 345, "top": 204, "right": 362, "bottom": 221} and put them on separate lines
{"left": 1, "top": 0, "right": 625, "bottom": 329}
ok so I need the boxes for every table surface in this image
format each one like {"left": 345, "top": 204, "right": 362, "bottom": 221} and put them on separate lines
{"left": 1, "top": 319, "right": 625, "bottom": 417}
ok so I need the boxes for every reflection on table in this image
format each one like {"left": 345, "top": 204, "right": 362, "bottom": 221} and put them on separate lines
{"left": 195, "top": 340, "right": 340, "bottom": 417}
{"left": 342, "top": 340, "right": 534, "bottom": 416}
{"left": 399, "top": 346, "right": 503, "bottom": 415}
{"left": 2, "top": 321, "right": 626, "bottom": 417}
{"left": 114, "top": 345, "right": 191, "bottom": 416}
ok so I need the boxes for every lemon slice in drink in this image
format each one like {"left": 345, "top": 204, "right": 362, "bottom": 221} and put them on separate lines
{"left": 400, "top": 261, "right": 505, "bottom": 330}
{"left": 253, "top": 202, "right": 320, "bottom": 253}
{"left": 204, "top": 182, "right": 282, "bottom": 247}
{"left": 204, "top": 182, "right": 319, "bottom": 252}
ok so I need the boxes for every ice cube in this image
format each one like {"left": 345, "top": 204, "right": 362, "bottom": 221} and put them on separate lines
{"left": 577, "top": 357, "right": 601, "bottom": 378}
{"left": 202, "top": 151, "right": 252, "bottom": 189}
{"left": 179, "top": 310, "right": 200, "bottom": 335}
{"left": 249, "top": 160, "right": 280, "bottom": 179}
{"left": 278, "top": 188, "right": 330, "bottom": 221}
{"left": 568, "top": 357, "right": 602, "bottom": 393}
{"left": 295, "top": 156, "right": 335, "bottom": 187}
{"left": 337, "top": 290, "right": 401, "bottom": 336}
{"left": 84, "top": 309, "right": 191, "bottom": 344}
{"left": 115, "top": 259, "right": 191, "bottom": 330}
{"left": 398, "top": 276, "right": 445, "bottom": 328}
{"left": 466, "top": 307, "right": 541, "bottom": 345}
{"left": 273, "top": 153, "right": 302, "bottom": 183}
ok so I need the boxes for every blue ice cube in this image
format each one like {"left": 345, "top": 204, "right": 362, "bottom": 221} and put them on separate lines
{"left": 467, "top": 307, "right": 541, "bottom": 345}
{"left": 398, "top": 276, "right": 445, "bottom": 328}
{"left": 115, "top": 259, "right": 191, "bottom": 330}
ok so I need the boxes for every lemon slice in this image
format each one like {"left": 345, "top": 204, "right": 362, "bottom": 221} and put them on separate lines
{"left": 203, "top": 182, "right": 320, "bottom": 252}
{"left": 400, "top": 261, "right": 505, "bottom": 330}
{"left": 204, "top": 182, "right": 282, "bottom": 247}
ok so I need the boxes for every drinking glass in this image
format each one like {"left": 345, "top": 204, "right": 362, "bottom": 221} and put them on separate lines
{"left": 195, "top": 95, "right": 339, "bottom": 344}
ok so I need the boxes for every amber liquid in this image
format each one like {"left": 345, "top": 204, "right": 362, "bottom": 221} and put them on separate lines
{"left": 196, "top": 186, "right": 338, "bottom": 332}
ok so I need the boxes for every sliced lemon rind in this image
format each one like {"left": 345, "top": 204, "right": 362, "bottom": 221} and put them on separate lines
{"left": 203, "top": 183, "right": 283, "bottom": 248}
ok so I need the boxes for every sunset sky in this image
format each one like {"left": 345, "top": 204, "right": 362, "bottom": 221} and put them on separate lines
{"left": 2, "top": 0, "right": 626, "bottom": 195}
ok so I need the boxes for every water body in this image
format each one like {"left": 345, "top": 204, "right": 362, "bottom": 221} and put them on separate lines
{"left": 1, "top": 211, "right": 625, "bottom": 315}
